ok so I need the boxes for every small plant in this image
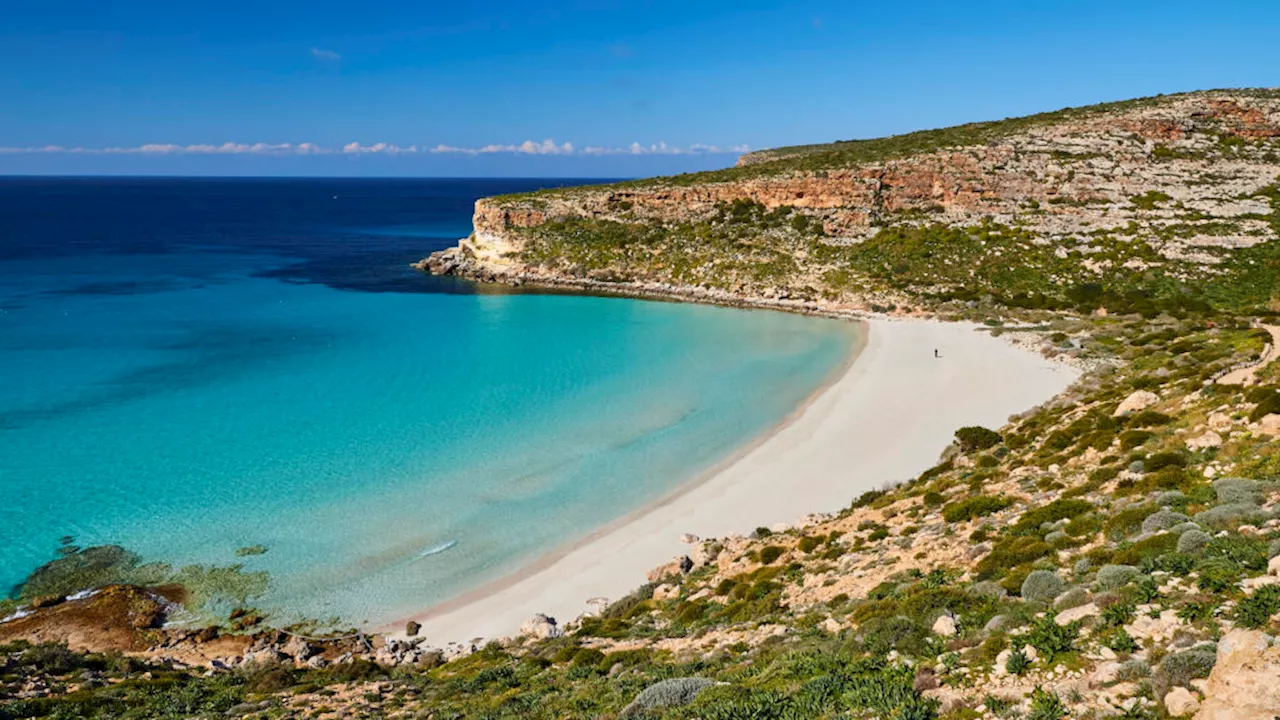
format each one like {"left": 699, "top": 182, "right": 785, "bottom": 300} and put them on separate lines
{"left": 1005, "top": 648, "right": 1031, "bottom": 675}
{"left": 1234, "top": 585, "right": 1280, "bottom": 629}
{"left": 1102, "top": 628, "right": 1139, "bottom": 653}
{"left": 1026, "top": 615, "right": 1080, "bottom": 661}
{"left": 1027, "top": 688, "right": 1068, "bottom": 720}
{"left": 1101, "top": 602, "right": 1136, "bottom": 628}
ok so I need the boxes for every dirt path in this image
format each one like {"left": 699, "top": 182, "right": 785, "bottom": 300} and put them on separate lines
{"left": 1217, "top": 324, "right": 1280, "bottom": 386}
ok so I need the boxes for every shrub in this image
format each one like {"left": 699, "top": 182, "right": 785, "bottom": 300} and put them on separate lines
{"left": 1096, "top": 565, "right": 1142, "bottom": 590}
{"left": 975, "top": 537, "right": 1053, "bottom": 580}
{"left": 1130, "top": 410, "right": 1173, "bottom": 427}
{"left": 942, "top": 495, "right": 1013, "bottom": 523}
{"left": 1159, "top": 646, "right": 1217, "bottom": 689}
{"left": 1250, "top": 393, "right": 1280, "bottom": 422}
{"left": 1213, "top": 477, "right": 1263, "bottom": 505}
{"left": 1026, "top": 615, "right": 1080, "bottom": 661}
{"left": 1053, "top": 586, "right": 1090, "bottom": 611}
{"left": 1104, "top": 504, "right": 1158, "bottom": 539}
{"left": 956, "top": 426, "right": 1003, "bottom": 452}
{"left": 1235, "top": 585, "right": 1280, "bottom": 628}
{"left": 1102, "top": 628, "right": 1139, "bottom": 653}
{"left": 1120, "top": 430, "right": 1153, "bottom": 450}
{"left": 620, "top": 677, "right": 715, "bottom": 717}
{"left": 1011, "top": 499, "right": 1094, "bottom": 535}
{"left": 1141, "top": 509, "right": 1189, "bottom": 534}
{"left": 1196, "top": 503, "right": 1268, "bottom": 530}
{"left": 758, "top": 546, "right": 785, "bottom": 564}
{"left": 1156, "top": 490, "right": 1187, "bottom": 507}
{"left": 1027, "top": 688, "right": 1068, "bottom": 720}
{"left": 1021, "top": 570, "right": 1067, "bottom": 603}
{"left": 1145, "top": 452, "right": 1188, "bottom": 471}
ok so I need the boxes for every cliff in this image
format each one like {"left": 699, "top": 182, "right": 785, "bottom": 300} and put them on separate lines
{"left": 420, "top": 89, "right": 1280, "bottom": 315}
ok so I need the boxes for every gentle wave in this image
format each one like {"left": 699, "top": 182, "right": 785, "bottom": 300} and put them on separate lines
{"left": 413, "top": 540, "right": 458, "bottom": 560}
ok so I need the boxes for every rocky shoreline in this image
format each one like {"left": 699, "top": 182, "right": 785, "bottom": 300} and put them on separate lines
{"left": 414, "top": 245, "right": 875, "bottom": 321}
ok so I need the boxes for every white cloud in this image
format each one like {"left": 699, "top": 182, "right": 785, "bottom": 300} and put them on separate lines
{"left": 0, "top": 139, "right": 749, "bottom": 158}
{"left": 342, "top": 142, "right": 418, "bottom": 154}
{"left": 431, "top": 139, "right": 575, "bottom": 155}
{"left": 311, "top": 47, "right": 341, "bottom": 61}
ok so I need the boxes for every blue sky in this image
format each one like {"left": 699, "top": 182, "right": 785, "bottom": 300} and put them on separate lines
{"left": 3, "top": 0, "right": 1278, "bottom": 177}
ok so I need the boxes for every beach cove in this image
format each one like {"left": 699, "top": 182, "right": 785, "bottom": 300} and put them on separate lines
{"left": 398, "top": 316, "right": 1080, "bottom": 645}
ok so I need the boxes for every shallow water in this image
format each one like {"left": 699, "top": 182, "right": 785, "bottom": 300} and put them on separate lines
{"left": 0, "top": 177, "right": 857, "bottom": 626}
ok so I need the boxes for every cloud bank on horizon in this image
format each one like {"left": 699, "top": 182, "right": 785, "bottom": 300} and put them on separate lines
{"left": 0, "top": 139, "right": 749, "bottom": 157}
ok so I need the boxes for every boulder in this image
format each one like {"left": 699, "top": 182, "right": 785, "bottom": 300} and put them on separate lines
{"left": 1165, "top": 687, "right": 1200, "bottom": 717}
{"left": 1269, "top": 555, "right": 1280, "bottom": 576}
{"left": 1252, "top": 414, "right": 1280, "bottom": 436}
{"left": 1090, "top": 661, "right": 1123, "bottom": 687}
{"left": 405, "top": 621, "right": 421, "bottom": 637}
{"left": 931, "top": 614, "right": 958, "bottom": 637}
{"left": 1055, "top": 602, "right": 1100, "bottom": 626}
{"left": 519, "top": 613, "right": 563, "bottom": 640}
{"left": 652, "top": 584, "right": 680, "bottom": 602}
{"left": 1115, "top": 390, "right": 1159, "bottom": 416}
{"left": 1194, "top": 630, "right": 1280, "bottom": 720}
{"left": 1186, "top": 430, "right": 1223, "bottom": 451}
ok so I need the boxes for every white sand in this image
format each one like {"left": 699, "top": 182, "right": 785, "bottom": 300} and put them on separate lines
{"left": 396, "top": 316, "right": 1079, "bottom": 645}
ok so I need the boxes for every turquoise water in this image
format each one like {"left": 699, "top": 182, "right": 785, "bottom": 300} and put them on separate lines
{"left": 0, "top": 178, "right": 857, "bottom": 627}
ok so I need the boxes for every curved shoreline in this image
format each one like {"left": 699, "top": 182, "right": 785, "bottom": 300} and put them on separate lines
{"left": 389, "top": 315, "right": 1078, "bottom": 646}
{"left": 380, "top": 317, "right": 867, "bottom": 641}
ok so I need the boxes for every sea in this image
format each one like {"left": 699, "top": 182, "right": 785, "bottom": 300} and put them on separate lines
{"left": 0, "top": 177, "right": 858, "bottom": 627}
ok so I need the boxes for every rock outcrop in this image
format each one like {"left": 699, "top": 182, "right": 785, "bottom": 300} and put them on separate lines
{"left": 1195, "top": 630, "right": 1280, "bottom": 720}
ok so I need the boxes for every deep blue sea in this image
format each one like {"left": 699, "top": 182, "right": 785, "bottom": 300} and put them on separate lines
{"left": 0, "top": 177, "right": 857, "bottom": 627}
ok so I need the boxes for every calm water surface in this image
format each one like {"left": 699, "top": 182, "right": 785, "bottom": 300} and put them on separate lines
{"left": 0, "top": 177, "right": 857, "bottom": 626}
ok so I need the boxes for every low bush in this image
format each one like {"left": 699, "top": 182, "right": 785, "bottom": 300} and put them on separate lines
{"left": 1177, "top": 529, "right": 1211, "bottom": 554}
{"left": 758, "top": 546, "right": 786, "bottom": 565}
{"left": 1021, "top": 570, "right": 1066, "bottom": 603}
{"left": 1213, "top": 477, "right": 1263, "bottom": 505}
{"left": 975, "top": 537, "right": 1053, "bottom": 580}
{"left": 1159, "top": 646, "right": 1217, "bottom": 689}
{"left": 620, "top": 677, "right": 715, "bottom": 717}
{"left": 1011, "top": 499, "right": 1094, "bottom": 536}
{"left": 1195, "top": 503, "right": 1268, "bottom": 530}
{"left": 1096, "top": 564, "right": 1142, "bottom": 590}
{"left": 942, "top": 495, "right": 1013, "bottom": 523}
{"left": 956, "top": 426, "right": 1003, "bottom": 452}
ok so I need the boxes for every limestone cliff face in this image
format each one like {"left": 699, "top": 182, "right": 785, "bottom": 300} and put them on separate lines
{"left": 422, "top": 90, "right": 1280, "bottom": 310}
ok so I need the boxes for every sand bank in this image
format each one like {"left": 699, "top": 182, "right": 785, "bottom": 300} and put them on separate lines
{"left": 396, "top": 317, "right": 1079, "bottom": 645}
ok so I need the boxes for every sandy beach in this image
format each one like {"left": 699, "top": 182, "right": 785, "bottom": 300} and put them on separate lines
{"left": 396, "top": 316, "right": 1079, "bottom": 646}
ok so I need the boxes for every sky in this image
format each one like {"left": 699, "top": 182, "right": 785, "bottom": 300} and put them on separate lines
{"left": 2, "top": 0, "right": 1278, "bottom": 177}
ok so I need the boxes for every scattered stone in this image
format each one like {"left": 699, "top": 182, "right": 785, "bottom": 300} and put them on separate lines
{"left": 931, "top": 613, "right": 958, "bottom": 637}
{"left": 519, "top": 614, "right": 562, "bottom": 640}
{"left": 405, "top": 621, "right": 421, "bottom": 637}
{"left": 1115, "top": 390, "right": 1159, "bottom": 416}
{"left": 1164, "top": 687, "right": 1200, "bottom": 716}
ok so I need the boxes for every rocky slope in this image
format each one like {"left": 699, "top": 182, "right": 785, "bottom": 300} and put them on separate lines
{"left": 420, "top": 89, "right": 1280, "bottom": 316}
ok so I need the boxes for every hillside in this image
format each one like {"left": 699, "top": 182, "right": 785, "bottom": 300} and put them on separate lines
{"left": 6, "top": 90, "right": 1280, "bottom": 720}
{"left": 421, "top": 89, "right": 1280, "bottom": 317}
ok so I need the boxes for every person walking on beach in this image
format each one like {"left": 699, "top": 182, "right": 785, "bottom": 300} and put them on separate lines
{"left": 934, "top": 348, "right": 940, "bottom": 358}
